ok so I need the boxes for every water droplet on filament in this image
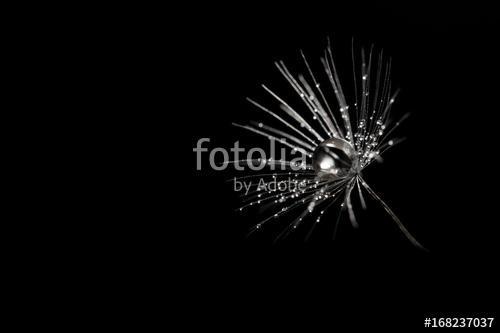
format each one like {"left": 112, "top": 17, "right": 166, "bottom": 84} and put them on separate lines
{"left": 312, "top": 137, "right": 358, "bottom": 180}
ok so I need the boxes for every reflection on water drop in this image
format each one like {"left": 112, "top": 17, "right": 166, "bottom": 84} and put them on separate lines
{"left": 312, "top": 137, "right": 359, "bottom": 180}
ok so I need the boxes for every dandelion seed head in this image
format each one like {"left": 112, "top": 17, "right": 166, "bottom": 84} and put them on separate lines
{"left": 236, "top": 39, "right": 424, "bottom": 249}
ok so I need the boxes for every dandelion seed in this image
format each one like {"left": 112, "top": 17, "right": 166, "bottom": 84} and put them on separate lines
{"left": 237, "top": 39, "right": 424, "bottom": 249}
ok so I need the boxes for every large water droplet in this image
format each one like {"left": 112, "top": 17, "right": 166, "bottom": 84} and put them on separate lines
{"left": 312, "top": 137, "right": 358, "bottom": 180}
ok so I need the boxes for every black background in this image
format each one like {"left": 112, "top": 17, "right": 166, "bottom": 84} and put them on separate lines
{"left": 175, "top": 2, "right": 499, "bottom": 329}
